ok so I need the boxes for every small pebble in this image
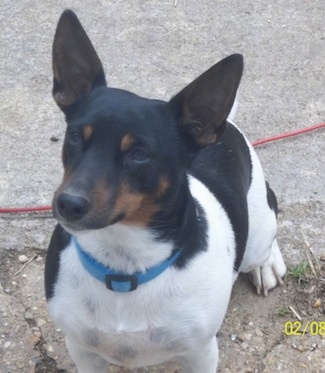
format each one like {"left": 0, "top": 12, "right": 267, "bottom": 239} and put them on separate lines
{"left": 47, "top": 344, "right": 54, "bottom": 352}
{"left": 31, "top": 333, "right": 41, "bottom": 344}
{"left": 4, "top": 341, "right": 11, "bottom": 349}
{"left": 33, "top": 330, "right": 42, "bottom": 338}
{"left": 18, "top": 255, "right": 28, "bottom": 263}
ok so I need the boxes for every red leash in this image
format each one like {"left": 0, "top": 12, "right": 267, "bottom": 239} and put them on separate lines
{"left": 1, "top": 122, "right": 324, "bottom": 214}
{"left": 0, "top": 205, "right": 52, "bottom": 213}
{"left": 251, "top": 122, "right": 325, "bottom": 147}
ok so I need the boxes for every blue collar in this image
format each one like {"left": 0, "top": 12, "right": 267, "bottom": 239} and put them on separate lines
{"left": 72, "top": 237, "right": 181, "bottom": 293}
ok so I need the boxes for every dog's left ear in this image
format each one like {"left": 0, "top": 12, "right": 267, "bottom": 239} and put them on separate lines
{"left": 52, "top": 10, "right": 106, "bottom": 112}
{"left": 168, "top": 54, "right": 243, "bottom": 147}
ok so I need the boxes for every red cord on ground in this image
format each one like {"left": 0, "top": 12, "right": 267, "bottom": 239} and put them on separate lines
{"left": 0, "top": 122, "right": 324, "bottom": 214}
{"left": 252, "top": 122, "right": 325, "bottom": 146}
{"left": 0, "top": 205, "right": 52, "bottom": 213}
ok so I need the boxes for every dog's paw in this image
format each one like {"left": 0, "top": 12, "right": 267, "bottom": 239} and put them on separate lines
{"left": 249, "top": 239, "right": 286, "bottom": 296}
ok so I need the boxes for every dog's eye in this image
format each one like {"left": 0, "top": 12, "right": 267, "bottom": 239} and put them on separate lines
{"left": 67, "top": 131, "right": 82, "bottom": 144}
{"left": 127, "top": 148, "right": 150, "bottom": 164}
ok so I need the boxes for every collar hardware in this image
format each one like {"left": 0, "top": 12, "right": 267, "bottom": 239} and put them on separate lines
{"left": 105, "top": 274, "right": 138, "bottom": 292}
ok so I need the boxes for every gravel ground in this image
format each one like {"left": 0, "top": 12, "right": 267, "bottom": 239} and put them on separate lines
{"left": 0, "top": 1, "right": 324, "bottom": 372}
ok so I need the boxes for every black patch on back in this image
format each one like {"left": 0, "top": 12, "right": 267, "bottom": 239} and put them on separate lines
{"left": 45, "top": 224, "right": 71, "bottom": 300}
{"left": 189, "top": 122, "right": 252, "bottom": 271}
{"left": 266, "top": 181, "right": 278, "bottom": 215}
{"left": 175, "top": 198, "right": 208, "bottom": 268}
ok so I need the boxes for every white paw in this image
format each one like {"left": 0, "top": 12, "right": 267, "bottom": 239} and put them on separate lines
{"left": 249, "top": 240, "right": 286, "bottom": 296}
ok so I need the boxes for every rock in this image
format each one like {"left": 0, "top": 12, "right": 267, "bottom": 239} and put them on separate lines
{"left": 18, "top": 255, "right": 29, "bottom": 263}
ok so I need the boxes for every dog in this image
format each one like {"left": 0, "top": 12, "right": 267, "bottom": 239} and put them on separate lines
{"left": 45, "top": 9, "right": 286, "bottom": 373}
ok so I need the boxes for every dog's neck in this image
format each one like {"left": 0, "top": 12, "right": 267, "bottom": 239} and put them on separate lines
{"left": 74, "top": 223, "right": 175, "bottom": 274}
{"left": 72, "top": 181, "right": 203, "bottom": 274}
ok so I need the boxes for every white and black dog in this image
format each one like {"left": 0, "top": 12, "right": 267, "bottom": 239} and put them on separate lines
{"left": 45, "top": 10, "right": 286, "bottom": 373}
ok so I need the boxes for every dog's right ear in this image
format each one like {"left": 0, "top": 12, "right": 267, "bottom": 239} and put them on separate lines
{"left": 52, "top": 10, "right": 106, "bottom": 112}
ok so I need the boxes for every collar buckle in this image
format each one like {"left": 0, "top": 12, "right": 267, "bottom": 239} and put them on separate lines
{"left": 105, "top": 274, "right": 138, "bottom": 292}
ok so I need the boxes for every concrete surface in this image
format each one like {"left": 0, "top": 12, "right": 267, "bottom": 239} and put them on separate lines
{"left": 0, "top": 0, "right": 324, "bottom": 372}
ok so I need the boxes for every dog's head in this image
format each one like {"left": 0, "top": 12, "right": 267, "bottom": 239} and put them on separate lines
{"left": 52, "top": 10, "right": 243, "bottom": 232}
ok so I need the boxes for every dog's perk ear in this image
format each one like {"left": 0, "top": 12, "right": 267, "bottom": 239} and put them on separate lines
{"left": 52, "top": 10, "right": 106, "bottom": 111}
{"left": 169, "top": 54, "right": 243, "bottom": 147}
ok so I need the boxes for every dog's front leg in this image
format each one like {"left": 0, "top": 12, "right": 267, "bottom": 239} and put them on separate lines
{"left": 66, "top": 338, "right": 109, "bottom": 373}
{"left": 180, "top": 337, "right": 219, "bottom": 373}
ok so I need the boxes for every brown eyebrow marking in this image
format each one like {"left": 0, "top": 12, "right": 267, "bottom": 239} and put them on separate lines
{"left": 120, "top": 134, "right": 136, "bottom": 152}
{"left": 83, "top": 124, "right": 93, "bottom": 141}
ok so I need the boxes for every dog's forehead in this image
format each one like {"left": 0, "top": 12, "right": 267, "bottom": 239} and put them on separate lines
{"left": 75, "top": 87, "right": 168, "bottom": 126}
{"left": 67, "top": 87, "right": 176, "bottom": 148}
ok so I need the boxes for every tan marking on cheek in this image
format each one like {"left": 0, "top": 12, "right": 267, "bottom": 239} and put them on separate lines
{"left": 112, "top": 177, "right": 172, "bottom": 226}
{"left": 112, "top": 183, "right": 143, "bottom": 218}
{"left": 91, "top": 178, "right": 112, "bottom": 212}
{"left": 156, "top": 177, "right": 170, "bottom": 198}
{"left": 120, "top": 134, "right": 136, "bottom": 152}
{"left": 83, "top": 124, "right": 93, "bottom": 141}
{"left": 111, "top": 183, "right": 159, "bottom": 227}
{"left": 124, "top": 195, "right": 159, "bottom": 226}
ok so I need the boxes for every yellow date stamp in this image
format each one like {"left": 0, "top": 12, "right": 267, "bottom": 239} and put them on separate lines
{"left": 284, "top": 321, "right": 325, "bottom": 336}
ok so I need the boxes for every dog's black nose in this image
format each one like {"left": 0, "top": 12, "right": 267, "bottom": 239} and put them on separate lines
{"left": 56, "top": 193, "right": 90, "bottom": 221}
